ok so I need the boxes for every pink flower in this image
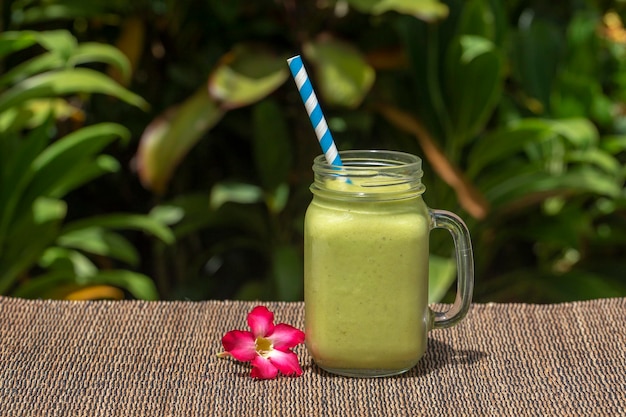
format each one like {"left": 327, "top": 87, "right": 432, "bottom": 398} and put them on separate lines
{"left": 217, "top": 306, "right": 305, "bottom": 379}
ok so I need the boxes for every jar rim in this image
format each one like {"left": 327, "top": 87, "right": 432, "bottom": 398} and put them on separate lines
{"left": 313, "top": 150, "right": 423, "bottom": 177}
{"left": 311, "top": 150, "right": 425, "bottom": 199}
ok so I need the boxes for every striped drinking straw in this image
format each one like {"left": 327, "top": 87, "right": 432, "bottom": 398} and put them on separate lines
{"left": 287, "top": 55, "right": 344, "bottom": 168}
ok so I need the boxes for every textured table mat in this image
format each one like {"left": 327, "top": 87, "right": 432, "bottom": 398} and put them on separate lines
{"left": 1, "top": 296, "right": 625, "bottom": 416}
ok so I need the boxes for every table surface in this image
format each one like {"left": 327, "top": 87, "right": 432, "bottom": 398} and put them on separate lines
{"left": 1, "top": 296, "right": 625, "bottom": 416}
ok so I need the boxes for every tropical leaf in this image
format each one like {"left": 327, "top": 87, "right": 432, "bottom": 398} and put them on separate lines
{"left": 0, "top": 30, "right": 76, "bottom": 58}
{"left": 346, "top": 0, "right": 448, "bottom": 22}
{"left": 601, "top": 135, "right": 626, "bottom": 154}
{"left": 0, "top": 68, "right": 148, "bottom": 114}
{"left": 136, "top": 85, "right": 224, "bottom": 193}
{"left": 456, "top": 0, "right": 505, "bottom": 45}
{"left": 39, "top": 247, "right": 98, "bottom": 277}
{"left": 0, "top": 53, "right": 65, "bottom": 88}
{"left": 209, "top": 182, "right": 265, "bottom": 210}
{"left": 46, "top": 154, "right": 120, "bottom": 198}
{"left": 547, "top": 118, "right": 598, "bottom": 148}
{"left": 303, "top": 39, "right": 375, "bottom": 108}
{"left": 16, "top": 123, "right": 129, "bottom": 212}
{"left": 0, "top": 197, "right": 66, "bottom": 294}
{"left": 467, "top": 124, "right": 552, "bottom": 178}
{"left": 0, "top": 115, "right": 53, "bottom": 241}
{"left": 0, "top": 31, "right": 39, "bottom": 59}
{"left": 57, "top": 227, "right": 140, "bottom": 266}
{"left": 208, "top": 45, "right": 289, "bottom": 109}
{"left": 444, "top": 35, "right": 504, "bottom": 144}
{"left": 61, "top": 213, "right": 175, "bottom": 245}
{"left": 69, "top": 42, "right": 132, "bottom": 82}
{"left": 510, "top": 13, "right": 563, "bottom": 114}
{"left": 482, "top": 164, "right": 622, "bottom": 209}
{"left": 9, "top": 99, "right": 82, "bottom": 129}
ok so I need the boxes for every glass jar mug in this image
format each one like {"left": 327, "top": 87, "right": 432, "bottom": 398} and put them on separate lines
{"left": 304, "top": 150, "right": 474, "bottom": 377}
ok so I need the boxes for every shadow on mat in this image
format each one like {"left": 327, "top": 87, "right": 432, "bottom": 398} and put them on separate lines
{"left": 404, "top": 339, "right": 486, "bottom": 378}
{"left": 306, "top": 338, "right": 487, "bottom": 378}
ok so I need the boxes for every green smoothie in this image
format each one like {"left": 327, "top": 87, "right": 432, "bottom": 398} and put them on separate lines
{"left": 304, "top": 177, "right": 430, "bottom": 375}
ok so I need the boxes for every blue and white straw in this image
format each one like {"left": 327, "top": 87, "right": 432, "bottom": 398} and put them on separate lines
{"left": 287, "top": 55, "right": 343, "bottom": 167}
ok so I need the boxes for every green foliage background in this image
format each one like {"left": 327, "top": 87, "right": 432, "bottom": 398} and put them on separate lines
{"left": 2, "top": 0, "right": 626, "bottom": 303}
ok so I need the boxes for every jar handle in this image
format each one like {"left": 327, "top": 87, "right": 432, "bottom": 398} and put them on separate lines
{"left": 429, "top": 209, "right": 474, "bottom": 329}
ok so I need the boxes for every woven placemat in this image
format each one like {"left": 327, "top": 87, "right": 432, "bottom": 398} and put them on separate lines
{"left": 1, "top": 296, "right": 625, "bottom": 416}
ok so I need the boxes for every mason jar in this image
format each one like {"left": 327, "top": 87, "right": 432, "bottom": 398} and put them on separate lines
{"left": 304, "top": 150, "right": 474, "bottom": 377}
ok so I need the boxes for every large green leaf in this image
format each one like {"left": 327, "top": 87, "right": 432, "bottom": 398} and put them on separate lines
{"left": 136, "top": 86, "right": 224, "bottom": 194}
{"left": 469, "top": 118, "right": 601, "bottom": 178}
{"left": 0, "top": 115, "right": 53, "bottom": 241}
{"left": 0, "top": 197, "right": 66, "bottom": 293}
{"left": 482, "top": 164, "right": 622, "bottom": 209}
{"left": 468, "top": 125, "right": 551, "bottom": 178}
{"left": 567, "top": 149, "right": 622, "bottom": 177}
{"left": 46, "top": 154, "right": 120, "bottom": 198}
{"left": 456, "top": 0, "right": 504, "bottom": 44}
{"left": 0, "top": 42, "right": 132, "bottom": 88}
{"left": 61, "top": 213, "right": 175, "bottom": 245}
{"left": 303, "top": 39, "right": 375, "bottom": 108}
{"left": 0, "top": 99, "right": 81, "bottom": 131}
{"left": 0, "top": 53, "right": 64, "bottom": 88}
{"left": 601, "top": 135, "right": 626, "bottom": 155}
{"left": 444, "top": 35, "right": 503, "bottom": 144}
{"left": 209, "top": 182, "right": 265, "bottom": 210}
{"left": 0, "top": 68, "right": 148, "bottom": 114}
{"left": 39, "top": 247, "right": 98, "bottom": 277}
{"left": 208, "top": 45, "right": 289, "bottom": 109}
{"left": 252, "top": 100, "right": 292, "bottom": 191}
{"left": 346, "top": 0, "right": 448, "bottom": 22}
{"left": 57, "top": 227, "right": 140, "bottom": 266}
{"left": 0, "top": 30, "right": 75, "bottom": 59}
{"left": 0, "top": 31, "right": 38, "bottom": 59}
{"left": 32, "top": 195, "right": 66, "bottom": 223}
{"left": 69, "top": 43, "right": 132, "bottom": 82}
{"left": 32, "top": 30, "right": 77, "bottom": 59}
{"left": 547, "top": 118, "right": 598, "bottom": 148}
{"left": 16, "top": 123, "right": 129, "bottom": 211}
{"left": 510, "top": 13, "right": 563, "bottom": 114}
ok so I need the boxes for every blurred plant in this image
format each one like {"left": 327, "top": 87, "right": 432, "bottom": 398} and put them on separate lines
{"left": 376, "top": 1, "right": 626, "bottom": 301}
{"left": 7, "top": 0, "right": 626, "bottom": 303}
{"left": 131, "top": 0, "right": 459, "bottom": 302}
{"left": 0, "top": 29, "right": 174, "bottom": 299}
{"left": 122, "top": 0, "right": 626, "bottom": 302}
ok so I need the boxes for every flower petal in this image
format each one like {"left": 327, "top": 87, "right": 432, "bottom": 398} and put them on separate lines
{"left": 221, "top": 330, "right": 256, "bottom": 361}
{"left": 250, "top": 355, "right": 279, "bottom": 379}
{"left": 267, "top": 349, "right": 303, "bottom": 377}
{"left": 247, "top": 306, "right": 274, "bottom": 338}
{"left": 267, "top": 323, "right": 305, "bottom": 349}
